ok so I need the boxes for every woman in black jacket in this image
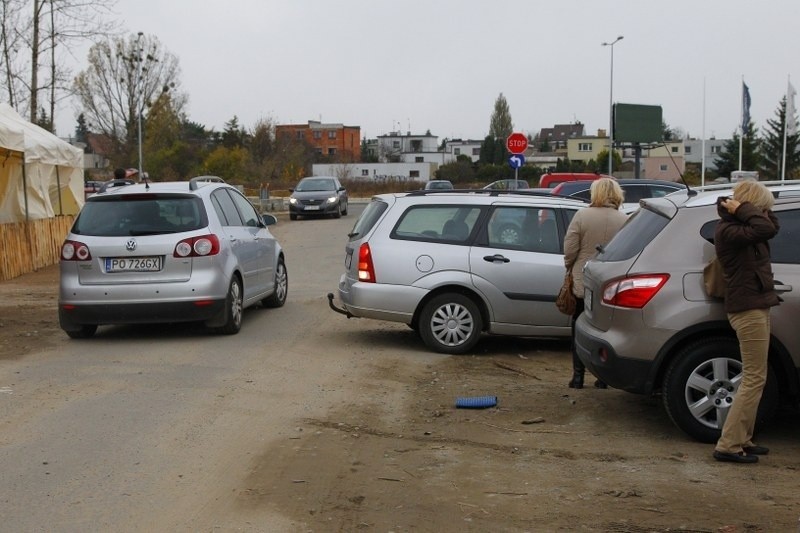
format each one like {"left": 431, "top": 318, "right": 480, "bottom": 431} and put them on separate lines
{"left": 713, "top": 181, "right": 780, "bottom": 464}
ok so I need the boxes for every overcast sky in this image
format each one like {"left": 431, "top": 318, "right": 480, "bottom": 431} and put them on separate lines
{"left": 59, "top": 0, "right": 800, "bottom": 143}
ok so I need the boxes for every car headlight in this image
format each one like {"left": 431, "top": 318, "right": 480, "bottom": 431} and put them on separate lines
{"left": 327, "top": 195, "right": 338, "bottom": 203}
{"left": 289, "top": 198, "right": 297, "bottom": 205}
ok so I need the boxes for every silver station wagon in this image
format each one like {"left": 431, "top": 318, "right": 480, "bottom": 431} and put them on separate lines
{"left": 328, "top": 190, "right": 589, "bottom": 354}
{"left": 59, "top": 176, "right": 288, "bottom": 338}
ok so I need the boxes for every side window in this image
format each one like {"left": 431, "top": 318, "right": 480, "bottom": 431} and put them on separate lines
{"left": 211, "top": 189, "right": 243, "bottom": 226}
{"left": 486, "top": 207, "right": 560, "bottom": 253}
{"left": 392, "top": 205, "right": 480, "bottom": 244}
{"left": 229, "top": 190, "right": 261, "bottom": 227}
{"left": 623, "top": 185, "right": 647, "bottom": 203}
{"left": 771, "top": 209, "right": 800, "bottom": 264}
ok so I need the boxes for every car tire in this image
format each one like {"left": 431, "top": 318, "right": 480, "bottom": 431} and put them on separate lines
{"left": 290, "top": 213, "right": 298, "bottom": 221}
{"left": 662, "top": 336, "right": 779, "bottom": 443}
{"left": 342, "top": 201, "right": 348, "bottom": 216}
{"left": 65, "top": 325, "right": 98, "bottom": 339}
{"left": 497, "top": 223, "right": 521, "bottom": 245}
{"left": 418, "top": 293, "right": 483, "bottom": 355}
{"left": 262, "top": 257, "right": 288, "bottom": 308}
{"left": 333, "top": 203, "right": 342, "bottom": 219}
{"left": 210, "top": 276, "right": 243, "bottom": 335}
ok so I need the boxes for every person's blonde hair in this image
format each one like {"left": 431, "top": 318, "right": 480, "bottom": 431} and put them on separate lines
{"left": 733, "top": 180, "right": 774, "bottom": 211}
{"left": 590, "top": 177, "right": 625, "bottom": 209}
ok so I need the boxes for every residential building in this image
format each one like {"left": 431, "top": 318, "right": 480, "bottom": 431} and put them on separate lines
{"left": 312, "top": 162, "right": 436, "bottom": 182}
{"left": 443, "top": 139, "right": 482, "bottom": 164}
{"left": 275, "top": 120, "right": 361, "bottom": 161}
{"left": 684, "top": 138, "right": 726, "bottom": 170}
{"left": 376, "top": 131, "right": 440, "bottom": 164}
{"left": 535, "top": 123, "right": 586, "bottom": 152}
{"left": 567, "top": 135, "right": 612, "bottom": 164}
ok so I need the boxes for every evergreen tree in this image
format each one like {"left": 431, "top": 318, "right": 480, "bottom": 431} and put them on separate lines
{"left": 479, "top": 135, "right": 496, "bottom": 165}
{"left": 222, "top": 116, "right": 247, "bottom": 148}
{"left": 489, "top": 93, "right": 513, "bottom": 140}
{"left": 75, "top": 113, "right": 90, "bottom": 144}
{"left": 714, "top": 122, "right": 761, "bottom": 178}
{"left": 760, "top": 97, "right": 800, "bottom": 180}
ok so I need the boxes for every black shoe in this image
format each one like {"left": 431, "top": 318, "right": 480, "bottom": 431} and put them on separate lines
{"left": 568, "top": 373, "right": 584, "bottom": 389}
{"left": 713, "top": 450, "right": 758, "bottom": 464}
{"left": 594, "top": 380, "right": 607, "bottom": 389}
{"left": 743, "top": 445, "right": 769, "bottom": 455}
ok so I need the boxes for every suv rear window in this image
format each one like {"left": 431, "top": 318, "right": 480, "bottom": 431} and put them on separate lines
{"left": 596, "top": 208, "right": 669, "bottom": 261}
{"left": 73, "top": 196, "right": 206, "bottom": 236}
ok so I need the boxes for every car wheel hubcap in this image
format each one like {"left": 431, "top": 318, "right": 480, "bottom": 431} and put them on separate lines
{"left": 685, "top": 357, "right": 742, "bottom": 430}
{"left": 276, "top": 264, "right": 287, "bottom": 301}
{"left": 430, "top": 303, "right": 473, "bottom": 347}
{"left": 231, "top": 281, "right": 243, "bottom": 326}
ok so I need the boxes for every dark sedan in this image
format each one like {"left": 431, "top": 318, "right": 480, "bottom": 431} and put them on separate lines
{"left": 289, "top": 176, "right": 349, "bottom": 220}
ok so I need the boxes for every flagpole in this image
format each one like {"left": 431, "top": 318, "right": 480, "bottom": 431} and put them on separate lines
{"left": 701, "top": 77, "right": 706, "bottom": 187}
{"left": 782, "top": 77, "right": 789, "bottom": 181}
{"left": 738, "top": 77, "right": 744, "bottom": 172}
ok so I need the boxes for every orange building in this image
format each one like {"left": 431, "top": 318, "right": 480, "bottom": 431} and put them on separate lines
{"left": 276, "top": 120, "right": 361, "bottom": 161}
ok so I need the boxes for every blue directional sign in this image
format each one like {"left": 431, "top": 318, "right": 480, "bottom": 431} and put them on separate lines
{"left": 508, "top": 154, "right": 525, "bottom": 169}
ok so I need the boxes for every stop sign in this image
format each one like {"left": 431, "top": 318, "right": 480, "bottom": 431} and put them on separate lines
{"left": 506, "top": 132, "right": 528, "bottom": 154}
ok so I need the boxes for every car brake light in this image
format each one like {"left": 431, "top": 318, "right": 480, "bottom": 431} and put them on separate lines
{"left": 174, "top": 234, "right": 221, "bottom": 257}
{"left": 61, "top": 240, "right": 92, "bottom": 261}
{"left": 357, "top": 243, "right": 376, "bottom": 283}
{"left": 602, "top": 274, "right": 669, "bottom": 309}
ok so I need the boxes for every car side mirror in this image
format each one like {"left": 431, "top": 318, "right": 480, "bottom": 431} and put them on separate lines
{"left": 262, "top": 214, "right": 277, "bottom": 226}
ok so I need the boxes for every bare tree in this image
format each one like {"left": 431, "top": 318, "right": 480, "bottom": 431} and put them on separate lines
{"left": 74, "top": 32, "right": 184, "bottom": 158}
{"left": 0, "top": 0, "right": 116, "bottom": 128}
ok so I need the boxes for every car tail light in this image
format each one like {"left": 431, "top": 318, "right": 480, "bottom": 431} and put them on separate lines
{"left": 357, "top": 243, "right": 376, "bottom": 283}
{"left": 602, "top": 274, "right": 669, "bottom": 309}
{"left": 174, "top": 234, "right": 221, "bottom": 257}
{"left": 61, "top": 240, "right": 92, "bottom": 261}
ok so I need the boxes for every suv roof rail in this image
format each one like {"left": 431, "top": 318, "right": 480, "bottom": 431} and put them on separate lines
{"left": 190, "top": 175, "right": 225, "bottom": 190}
{"left": 98, "top": 178, "right": 137, "bottom": 193}
{"left": 404, "top": 188, "right": 588, "bottom": 201}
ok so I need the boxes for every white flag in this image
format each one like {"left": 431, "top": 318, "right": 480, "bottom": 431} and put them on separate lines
{"left": 788, "top": 81, "right": 797, "bottom": 136}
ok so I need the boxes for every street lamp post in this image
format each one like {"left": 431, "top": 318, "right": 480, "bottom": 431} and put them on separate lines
{"left": 602, "top": 35, "right": 623, "bottom": 176}
{"left": 135, "top": 32, "right": 144, "bottom": 180}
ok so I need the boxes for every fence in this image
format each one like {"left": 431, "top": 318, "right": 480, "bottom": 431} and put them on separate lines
{"left": 0, "top": 216, "right": 74, "bottom": 281}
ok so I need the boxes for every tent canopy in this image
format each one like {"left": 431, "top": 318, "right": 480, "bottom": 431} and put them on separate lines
{"left": 0, "top": 103, "right": 85, "bottom": 223}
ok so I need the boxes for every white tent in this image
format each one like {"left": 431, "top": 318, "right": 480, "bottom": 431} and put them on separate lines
{"left": 0, "top": 103, "right": 84, "bottom": 223}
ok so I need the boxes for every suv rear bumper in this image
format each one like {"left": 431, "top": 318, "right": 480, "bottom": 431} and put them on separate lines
{"left": 574, "top": 314, "right": 654, "bottom": 394}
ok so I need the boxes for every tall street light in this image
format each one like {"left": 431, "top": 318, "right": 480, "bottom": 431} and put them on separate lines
{"left": 602, "top": 35, "right": 623, "bottom": 176}
{"left": 135, "top": 31, "right": 144, "bottom": 180}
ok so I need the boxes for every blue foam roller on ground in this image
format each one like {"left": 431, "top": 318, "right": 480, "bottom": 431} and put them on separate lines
{"left": 455, "top": 395, "right": 497, "bottom": 409}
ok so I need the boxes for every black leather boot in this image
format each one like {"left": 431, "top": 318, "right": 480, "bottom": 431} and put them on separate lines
{"left": 568, "top": 352, "right": 585, "bottom": 389}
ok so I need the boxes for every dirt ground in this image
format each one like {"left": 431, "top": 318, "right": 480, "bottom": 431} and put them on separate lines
{"left": 2, "top": 266, "right": 800, "bottom": 532}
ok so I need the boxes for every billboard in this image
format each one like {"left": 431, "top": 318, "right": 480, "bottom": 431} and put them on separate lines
{"left": 613, "top": 103, "right": 663, "bottom": 144}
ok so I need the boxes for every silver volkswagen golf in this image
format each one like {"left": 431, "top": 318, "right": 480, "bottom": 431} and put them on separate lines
{"left": 59, "top": 176, "right": 288, "bottom": 338}
{"left": 328, "top": 190, "right": 588, "bottom": 354}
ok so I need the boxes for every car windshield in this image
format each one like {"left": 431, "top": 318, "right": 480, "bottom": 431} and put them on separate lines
{"left": 72, "top": 196, "right": 206, "bottom": 236}
{"left": 297, "top": 179, "right": 335, "bottom": 192}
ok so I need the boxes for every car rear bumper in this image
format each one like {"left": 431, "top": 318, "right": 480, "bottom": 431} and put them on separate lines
{"left": 58, "top": 300, "right": 226, "bottom": 329}
{"left": 574, "top": 314, "right": 655, "bottom": 394}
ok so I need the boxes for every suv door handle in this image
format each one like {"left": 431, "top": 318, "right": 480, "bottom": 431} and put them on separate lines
{"left": 774, "top": 282, "right": 792, "bottom": 293}
{"left": 483, "top": 254, "right": 510, "bottom": 263}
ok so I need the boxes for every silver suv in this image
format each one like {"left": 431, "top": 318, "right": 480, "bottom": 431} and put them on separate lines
{"left": 328, "top": 190, "right": 588, "bottom": 354}
{"left": 575, "top": 182, "right": 800, "bottom": 442}
{"left": 59, "top": 176, "right": 288, "bottom": 338}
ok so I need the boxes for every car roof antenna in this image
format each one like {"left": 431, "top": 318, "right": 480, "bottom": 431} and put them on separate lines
{"left": 660, "top": 142, "right": 696, "bottom": 197}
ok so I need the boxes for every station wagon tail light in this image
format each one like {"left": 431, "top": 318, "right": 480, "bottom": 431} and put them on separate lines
{"left": 61, "top": 240, "right": 92, "bottom": 261}
{"left": 602, "top": 274, "right": 670, "bottom": 309}
{"left": 357, "top": 243, "right": 376, "bottom": 282}
{"left": 174, "top": 234, "right": 221, "bottom": 257}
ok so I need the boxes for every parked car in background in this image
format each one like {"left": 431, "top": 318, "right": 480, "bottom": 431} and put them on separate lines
{"left": 59, "top": 176, "right": 288, "bottom": 338}
{"left": 539, "top": 172, "right": 613, "bottom": 189}
{"left": 424, "top": 180, "right": 454, "bottom": 190}
{"left": 575, "top": 181, "right": 800, "bottom": 442}
{"left": 482, "top": 179, "right": 530, "bottom": 190}
{"left": 328, "top": 189, "right": 588, "bottom": 354}
{"left": 84, "top": 180, "right": 104, "bottom": 198}
{"left": 289, "top": 176, "right": 349, "bottom": 220}
{"left": 551, "top": 178, "right": 683, "bottom": 212}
